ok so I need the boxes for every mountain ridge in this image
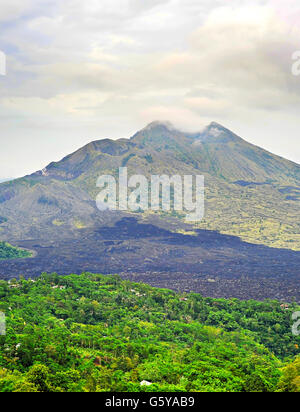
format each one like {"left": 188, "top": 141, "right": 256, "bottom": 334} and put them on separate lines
{"left": 0, "top": 121, "right": 300, "bottom": 300}
{"left": 28, "top": 120, "right": 300, "bottom": 184}
{"left": 0, "top": 120, "right": 300, "bottom": 250}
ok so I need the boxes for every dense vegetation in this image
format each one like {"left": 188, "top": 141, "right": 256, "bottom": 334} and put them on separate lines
{"left": 0, "top": 273, "right": 299, "bottom": 392}
{"left": 0, "top": 242, "right": 31, "bottom": 260}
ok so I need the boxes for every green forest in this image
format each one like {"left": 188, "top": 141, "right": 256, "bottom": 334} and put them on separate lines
{"left": 0, "top": 242, "right": 31, "bottom": 260}
{"left": 0, "top": 273, "right": 299, "bottom": 392}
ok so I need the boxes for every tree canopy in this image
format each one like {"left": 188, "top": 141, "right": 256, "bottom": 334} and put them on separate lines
{"left": 0, "top": 272, "right": 299, "bottom": 392}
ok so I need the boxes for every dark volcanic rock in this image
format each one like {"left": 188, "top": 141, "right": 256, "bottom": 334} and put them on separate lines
{"left": 0, "top": 217, "right": 299, "bottom": 302}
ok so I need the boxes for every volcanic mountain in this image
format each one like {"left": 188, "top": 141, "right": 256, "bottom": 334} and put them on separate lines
{"left": 0, "top": 121, "right": 299, "bottom": 301}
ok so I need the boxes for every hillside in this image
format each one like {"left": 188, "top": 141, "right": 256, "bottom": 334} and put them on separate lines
{"left": 0, "top": 122, "right": 300, "bottom": 301}
{"left": 0, "top": 273, "right": 299, "bottom": 392}
{"left": 0, "top": 121, "right": 299, "bottom": 249}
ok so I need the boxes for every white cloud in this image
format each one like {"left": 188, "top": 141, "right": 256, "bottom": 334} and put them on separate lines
{"left": 156, "top": 5, "right": 300, "bottom": 108}
{"left": 1, "top": 0, "right": 300, "bottom": 177}
{"left": 0, "top": 0, "right": 34, "bottom": 22}
{"left": 139, "top": 105, "right": 208, "bottom": 132}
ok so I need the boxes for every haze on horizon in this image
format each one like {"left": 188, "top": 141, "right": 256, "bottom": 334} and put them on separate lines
{"left": 0, "top": 0, "right": 300, "bottom": 179}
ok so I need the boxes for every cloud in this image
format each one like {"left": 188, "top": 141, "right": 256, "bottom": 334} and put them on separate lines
{"left": 139, "top": 105, "right": 207, "bottom": 132}
{"left": 1, "top": 0, "right": 300, "bottom": 177}
{"left": 129, "top": 0, "right": 172, "bottom": 12}
{"left": 184, "top": 96, "right": 229, "bottom": 116}
{"left": 156, "top": 5, "right": 300, "bottom": 110}
{"left": 0, "top": 0, "right": 34, "bottom": 22}
{"left": 5, "top": 2, "right": 299, "bottom": 108}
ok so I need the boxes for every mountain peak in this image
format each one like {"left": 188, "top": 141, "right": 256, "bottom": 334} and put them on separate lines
{"left": 132, "top": 120, "right": 242, "bottom": 147}
{"left": 209, "top": 121, "right": 224, "bottom": 129}
{"left": 206, "top": 121, "right": 235, "bottom": 134}
{"left": 195, "top": 121, "right": 241, "bottom": 144}
{"left": 143, "top": 120, "right": 230, "bottom": 136}
{"left": 142, "top": 121, "right": 176, "bottom": 132}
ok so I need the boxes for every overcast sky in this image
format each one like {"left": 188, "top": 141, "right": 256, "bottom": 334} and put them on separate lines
{"left": 0, "top": 0, "right": 300, "bottom": 178}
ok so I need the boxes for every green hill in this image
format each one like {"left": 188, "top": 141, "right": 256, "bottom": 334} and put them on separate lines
{"left": 0, "top": 273, "right": 299, "bottom": 392}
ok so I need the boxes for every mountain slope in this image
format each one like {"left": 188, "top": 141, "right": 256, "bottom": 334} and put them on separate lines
{"left": 0, "top": 121, "right": 299, "bottom": 250}
{"left": 26, "top": 121, "right": 300, "bottom": 185}
{"left": 0, "top": 122, "right": 300, "bottom": 301}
